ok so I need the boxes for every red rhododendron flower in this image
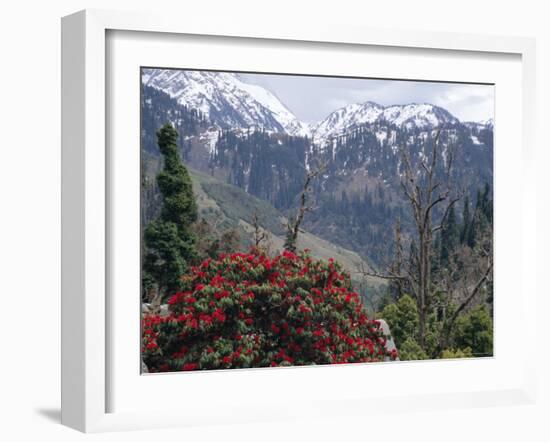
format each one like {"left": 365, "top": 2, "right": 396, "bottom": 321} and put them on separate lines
{"left": 142, "top": 249, "right": 393, "bottom": 373}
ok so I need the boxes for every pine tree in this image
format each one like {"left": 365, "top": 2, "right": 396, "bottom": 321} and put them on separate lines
{"left": 452, "top": 305, "right": 493, "bottom": 357}
{"left": 341, "top": 189, "right": 349, "bottom": 214}
{"left": 466, "top": 216, "right": 476, "bottom": 248}
{"left": 460, "top": 195, "right": 471, "bottom": 244}
{"left": 468, "top": 184, "right": 492, "bottom": 248}
{"left": 142, "top": 123, "right": 198, "bottom": 302}
{"left": 481, "top": 182, "right": 492, "bottom": 222}
{"left": 440, "top": 205, "right": 458, "bottom": 264}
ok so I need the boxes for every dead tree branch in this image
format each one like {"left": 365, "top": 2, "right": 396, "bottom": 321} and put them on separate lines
{"left": 252, "top": 210, "right": 268, "bottom": 248}
{"left": 284, "top": 163, "right": 326, "bottom": 252}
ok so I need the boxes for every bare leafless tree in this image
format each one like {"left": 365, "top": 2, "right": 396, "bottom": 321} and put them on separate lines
{"left": 284, "top": 163, "right": 326, "bottom": 252}
{"left": 435, "top": 227, "right": 493, "bottom": 353}
{"left": 360, "top": 130, "right": 462, "bottom": 348}
{"left": 250, "top": 210, "right": 273, "bottom": 254}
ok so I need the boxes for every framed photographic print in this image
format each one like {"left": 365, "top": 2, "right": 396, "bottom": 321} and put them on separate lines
{"left": 61, "top": 9, "right": 537, "bottom": 432}
{"left": 139, "top": 66, "right": 494, "bottom": 372}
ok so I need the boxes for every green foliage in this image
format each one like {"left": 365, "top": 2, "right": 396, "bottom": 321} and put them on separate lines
{"left": 381, "top": 295, "right": 448, "bottom": 360}
{"left": 142, "top": 250, "right": 397, "bottom": 371}
{"left": 452, "top": 305, "right": 493, "bottom": 357}
{"left": 399, "top": 337, "right": 428, "bottom": 361}
{"left": 381, "top": 294, "right": 492, "bottom": 360}
{"left": 424, "top": 313, "right": 444, "bottom": 358}
{"left": 467, "top": 182, "right": 493, "bottom": 248}
{"left": 199, "top": 180, "right": 285, "bottom": 236}
{"left": 141, "top": 84, "right": 206, "bottom": 157}
{"left": 460, "top": 195, "right": 471, "bottom": 245}
{"left": 212, "top": 130, "right": 309, "bottom": 210}
{"left": 142, "top": 123, "right": 198, "bottom": 300}
{"left": 440, "top": 347, "right": 473, "bottom": 359}
{"left": 440, "top": 204, "right": 459, "bottom": 264}
{"left": 381, "top": 294, "right": 419, "bottom": 347}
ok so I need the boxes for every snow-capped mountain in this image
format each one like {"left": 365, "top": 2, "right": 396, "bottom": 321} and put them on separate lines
{"left": 463, "top": 118, "right": 495, "bottom": 134}
{"left": 142, "top": 69, "right": 310, "bottom": 137}
{"left": 312, "top": 102, "right": 460, "bottom": 145}
{"left": 379, "top": 103, "right": 459, "bottom": 129}
{"left": 142, "top": 69, "right": 473, "bottom": 148}
{"left": 311, "top": 102, "right": 383, "bottom": 145}
{"left": 141, "top": 74, "right": 493, "bottom": 268}
{"left": 478, "top": 118, "right": 494, "bottom": 129}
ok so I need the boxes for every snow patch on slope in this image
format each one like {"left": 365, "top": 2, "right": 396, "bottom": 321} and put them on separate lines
{"left": 379, "top": 103, "right": 458, "bottom": 130}
{"left": 312, "top": 102, "right": 383, "bottom": 145}
{"left": 312, "top": 101, "right": 460, "bottom": 147}
{"left": 142, "top": 69, "right": 310, "bottom": 137}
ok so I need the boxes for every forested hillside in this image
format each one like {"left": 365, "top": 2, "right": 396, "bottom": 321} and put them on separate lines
{"left": 140, "top": 71, "right": 494, "bottom": 366}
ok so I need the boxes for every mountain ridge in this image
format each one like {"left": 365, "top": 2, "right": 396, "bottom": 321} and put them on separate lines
{"left": 311, "top": 101, "right": 462, "bottom": 146}
{"left": 142, "top": 69, "right": 493, "bottom": 148}
{"left": 142, "top": 68, "right": 310, "bottom": 137}
{"left": 141, "top": 71, "right": 494, "bottom": 269}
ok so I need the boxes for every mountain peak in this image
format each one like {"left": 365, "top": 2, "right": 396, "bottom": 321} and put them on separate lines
{"left": 143, "top": 69, "right": 475, "bottom": 146}
{"left": 379, "top": 103, "right": 459, "bottom": 130}
{"left": 311, "top": 101, "right": 384, "bottom": 144}
{"left": 312, "top": 101, "right": 460, "bottom": 145}
{"left": 142, "top": 69, "right": 310, "bottom": 137}
{"left": 478, "top": 118, "right": 494, "bottom": 128}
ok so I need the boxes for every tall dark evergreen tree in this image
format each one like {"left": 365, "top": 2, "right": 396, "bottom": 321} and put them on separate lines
{"left": 480, "top": 182, "right": 493, "bottom": 222}
{"left": 440, "top": 205, "right": 459, "bottom": 264}
{"left": 341, "top": 189, "right": 350, "bottom": 214}
{"left": 460, "top": 195, "right": 471, "bottom": 244}
{"left": 468, "top": 183, "right": 492, "bottom": 248}
{"left": 141, "top": 84, "right": 206, "bottom": 156}
{"left": 466, "top": 221, "right": 475, "bottom": 248}
{"left": 142, "top": 123, "right": 198, "bottom": 302}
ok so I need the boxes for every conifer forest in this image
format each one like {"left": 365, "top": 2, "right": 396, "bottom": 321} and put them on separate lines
{"left": 140, "top": 69, "right": 494, "bottom": 372}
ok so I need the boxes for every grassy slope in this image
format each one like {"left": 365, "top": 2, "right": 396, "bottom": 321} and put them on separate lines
{"left": 189, "top": 168, "right": 384, "bottom": 289}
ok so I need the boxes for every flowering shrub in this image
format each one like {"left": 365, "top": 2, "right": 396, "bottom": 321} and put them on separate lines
{"left": 142, "top": 249, "right": 397, "bottom": 372}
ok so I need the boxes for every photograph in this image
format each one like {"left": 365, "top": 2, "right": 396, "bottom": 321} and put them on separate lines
{"left": 0, "top": 1, "right": 545, "bottom": 439}
{"left": 140, "top": 68, "right": 494, "bottom": 373}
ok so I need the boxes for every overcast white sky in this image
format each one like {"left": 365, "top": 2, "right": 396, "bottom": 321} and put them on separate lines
{"left": 240, "top": 73, "right": 494, "bottom": 124}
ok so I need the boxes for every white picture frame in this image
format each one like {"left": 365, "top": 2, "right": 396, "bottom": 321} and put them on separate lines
{"left": 61, "top": 9, "right": 537, "bottom": 433}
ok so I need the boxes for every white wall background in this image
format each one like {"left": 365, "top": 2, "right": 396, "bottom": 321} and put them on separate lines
{"left": 0, "top": 1, "right": 547, "bottom": 440}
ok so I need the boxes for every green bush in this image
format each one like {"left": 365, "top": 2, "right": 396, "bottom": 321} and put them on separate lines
{"left": 452, "top": 305, "right": 493, "bottom": 357}
{"left": 440, "top": 347, "right": 473, "bottom": 359}
{"left": 381, "top": 294, "right": 419, "bottom": 347}
{"left": 398, "top": 337, "right": 428, "bottom": 361}
{"left": 142, "top": 250, "right": 397, "bottom": 372}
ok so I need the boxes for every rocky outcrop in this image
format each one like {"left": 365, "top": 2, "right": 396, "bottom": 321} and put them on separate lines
{"left": 377, "top": 319, "right": 399, "bottom": 361}
{"left": 142, "top": 303, "right": 169, "bottom": 316}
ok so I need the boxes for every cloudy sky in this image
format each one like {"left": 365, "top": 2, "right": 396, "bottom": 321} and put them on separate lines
{"left": 240, "top": 72, "right": 494, "bottom": 124}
